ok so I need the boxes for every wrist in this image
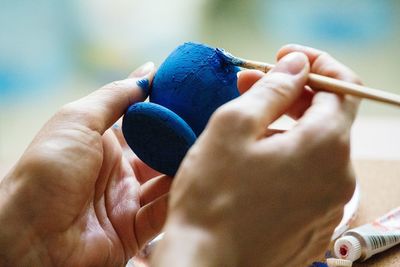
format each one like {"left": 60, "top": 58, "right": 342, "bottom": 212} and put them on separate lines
{"left": 0, "top": 172, "right": 47, "bottom": 266}
{"left": 151, "top": 212, "right": 238, "bottom": 267}
{"left": 152, "top": 209, "right": 304, "bottom": 267}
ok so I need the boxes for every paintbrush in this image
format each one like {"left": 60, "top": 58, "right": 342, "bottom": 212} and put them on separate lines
{"left": 216, "top": 48, "right": 400, "bottom": 107}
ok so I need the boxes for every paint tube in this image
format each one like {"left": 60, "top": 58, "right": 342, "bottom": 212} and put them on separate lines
{"left": 334, "top": 207, "right": 400, "bottom": 262}
{"left": 326, "top": 258, "right": 352, "bottom": 267}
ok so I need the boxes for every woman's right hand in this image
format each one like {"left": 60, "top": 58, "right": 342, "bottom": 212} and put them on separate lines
{"left": 152, "top": 45, "right": 361, "bottom": 267}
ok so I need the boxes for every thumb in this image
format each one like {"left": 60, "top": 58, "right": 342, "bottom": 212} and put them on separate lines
{"left": 60, "top": 62, "right": 155, "bottom": 134}
{"left": 254, "top": 52, "right": 310, "bottom": 126}
{"left": 210, "top": 52, "right": 309, "bottom": 138}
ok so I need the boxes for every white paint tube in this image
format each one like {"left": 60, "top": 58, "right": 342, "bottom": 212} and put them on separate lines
{"left": 334, "top": 207, "right": 400, "bottom": 262}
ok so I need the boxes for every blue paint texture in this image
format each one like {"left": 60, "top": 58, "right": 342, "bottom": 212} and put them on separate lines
{"left": 137, "top": 78, "right": 150, "bottom": 96}
{"left": 215, "top": 48, "right": 245, "bottom": 66}
{"left": 151, "top": 42, "right": 240, "bottom": 136}
{"left": 122, "top": 102, "right": 196, "bottom": 177}
{"left": 123, "top": 42, "right": 240, "bottom": 176}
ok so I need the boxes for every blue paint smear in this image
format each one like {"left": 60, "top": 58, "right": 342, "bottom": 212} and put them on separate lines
{"left": 137, "top": 78, "right": 150, "bottom": 96}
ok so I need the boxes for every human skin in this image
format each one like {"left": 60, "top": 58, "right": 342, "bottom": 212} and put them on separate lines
{"left": 151, "top": 45, "right": 361, "bottom": 267}
{"left": 0, "top": 62, "right": 173, "bottom": 266}
{"left": 0, "top": 45, "right": 361, "bottom": 267}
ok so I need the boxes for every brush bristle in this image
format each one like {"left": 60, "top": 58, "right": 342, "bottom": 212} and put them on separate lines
{"left": 216, "top": 48, "right": 244, "bottom": 66}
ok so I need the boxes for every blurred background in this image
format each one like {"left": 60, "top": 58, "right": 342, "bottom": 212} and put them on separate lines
{"left": 1, "top": 0, "right": 400, "bottom": 174}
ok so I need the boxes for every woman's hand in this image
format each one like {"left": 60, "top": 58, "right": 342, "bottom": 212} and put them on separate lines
{"left": 0, "top": 62, "right": 171, "bottom": 267}
{"left": 152, "top": 45, "right": 361, "bottom": 267}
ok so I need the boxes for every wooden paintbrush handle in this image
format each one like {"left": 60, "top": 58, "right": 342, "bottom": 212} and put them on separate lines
{"left": 308, "top": 73, "right": 400, "bottom": 107}
{"left": 243, "top": 60, "right": 400, "bottom": 107}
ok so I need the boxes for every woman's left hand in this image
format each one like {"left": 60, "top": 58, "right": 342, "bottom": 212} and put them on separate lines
{"left": 0, "top": 62, "right": 170, "bottom": 267}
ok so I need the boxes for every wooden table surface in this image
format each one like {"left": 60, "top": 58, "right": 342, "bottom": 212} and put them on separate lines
{"left": 350, "top": 160, "right": 400, "bottom": 266}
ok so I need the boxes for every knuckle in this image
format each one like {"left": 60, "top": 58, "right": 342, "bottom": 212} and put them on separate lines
{"left": 259, "top": 74, "right": 295, "bottom": 100}
{"left": 326, "top": 129, "right": 351, "bottom": 157}
{"left": 101, "top": 80, "right": 132, "bottom": 100}
{"left": 58, "top": 102, "right": 78, "bottom": 117}
{"left": 102, "top": 80, "right": 126, "bottom": 91}
{"left": 320, "top": 65, "right": 341, "bottom": 79}
{"left": 313, "top": 53, "right": 338, "bottom": 76}
{"left": 295, "top": 127, "right": 316, "bottom": 149}
{"left": 210, "top": 103, "right": 258, "bottom": 133}
{"left": 315, "top": 52, "right": 332, "bottom": 65}
{"left": 297, "top": 123, "right": 351, "bottom": 166}
{"left": 58, "top": 102, "right": 93, "bottom": 120}
{"left": 265, "top": 85, "right": 289, "bottom": 103}
{"left": 335, "top": 132, "right": 351, "bottom": 155}
{"left": 328, "top": 171, "right": 356, "bottom": 206}
{"left": 58, "top": 102, "right": 102, "bottom": 131}
{"left": 18, "top": 150, "right": 53, "bottom": 176}
{"left": 313, "top": 53, "right": 362, "bottom": 84}
{"left": 315, "top": 65, "right": 341, "bottom": 80}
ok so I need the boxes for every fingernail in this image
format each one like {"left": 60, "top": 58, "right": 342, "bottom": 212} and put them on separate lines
{"left": 274, "top": 52, "right": 308, "bottom": 75}
{"left": 236, "top": 70, "right": 243, "bottom": 79}
{"left": 130, "top": 61, "right": 155, "bottom": 78}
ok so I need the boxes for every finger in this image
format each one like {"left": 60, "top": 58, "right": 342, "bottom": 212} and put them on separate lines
{"left": 129, "top": 62, "right": 155, "bottom": 78}
{"left": 135, "top": 194, "right": 169, "bottom": 249}
{"left": 94, "top": 129, "right": 122, "bottom": 202}
{"left": 58, "top": 62, "right": 155, "bottom": 135}
{"left": 237, "top": 69, "right": 265, "bottom": 94}
{"left": 263, "top": 128, "right": 286, "bottom": 138}
{"left": 277, "top": 44, "right": 326, "bottom": 65}
{"left": 112, "top": 122, "right": 128, "bottom": 147}
{"left": 128, "top": 62, "right": 155, "bottom": 97}
{"left": 286, "top": 86, "right": 315, "bottom": 119}
{"left": 140, "top": 175, "right": 172, "bottom": 207}
{"left": 105, "top": 157, "right": 142, "bottom": 258}
{"left": 277, "top": 44, "right": 361, "bottom": 120}
{"left": 277, "top": 44, "right": 362, "bottom": 85}
{"left": 277, "top": 44, "right": 361, "bottom": 130}
{"left": 296, "top": 92, "right": 356, "bottom": 141}
{"left": 237, "top": 70, "right": 315, "bottom": 120}
{"left": 210, "top": 52, "right": 309, "bottom": 139}
{"left": 133, "top": 160, "right": 163, "bottom": 184}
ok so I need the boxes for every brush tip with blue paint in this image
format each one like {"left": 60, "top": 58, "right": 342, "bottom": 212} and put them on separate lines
{"left": 215, "top": 48, "right": 245, "bottom": 66}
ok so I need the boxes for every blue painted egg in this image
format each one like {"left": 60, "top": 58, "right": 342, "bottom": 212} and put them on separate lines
{"left": 123, "top": 42, "right": 240, "bottom": 176}
{"left": 151, "top": 42, "right": 240, "bottom": 136}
